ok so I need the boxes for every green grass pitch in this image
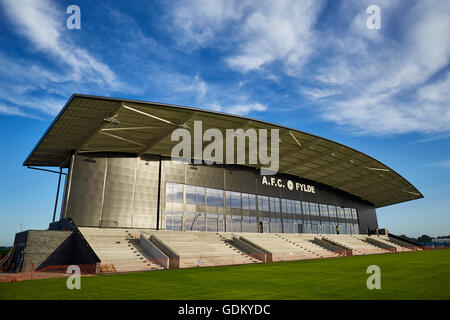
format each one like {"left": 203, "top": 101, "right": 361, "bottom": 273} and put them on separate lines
{"left": 1, "top": 249, "right": 449, "bottom": 300}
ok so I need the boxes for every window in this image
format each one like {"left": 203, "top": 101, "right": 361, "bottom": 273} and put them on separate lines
{"left": 196, "top": 187, "right": 205, "bottom": 205}
{"left": 281, "top": 198, "right": 287, "bottom": 213}
{"left": 351, "top": 208, "right": 358, "bottom": 220}
{"left": 248, "top": 194, "right": 257, "bottom": 210}
{"left": 320, "top": 204, "right": 329, "bottom": 219}
{"left": 231, "top": 215, "right": 242, "bottom": 232}
{"left": 166, "top": 211, "right": 183, "bottom": 231}
{"left": 206, "top": 213, "right": 222, "bottom": 232}
{"left": 242, "top": 215, "right": 251, "bottom": 232}
{"left": 206, "top": 188, "right": 223, "bottom": 207}
{"left": 344, "top": 208, "right": 352, "bottom": 220}
{"left": 185, "top": 185, "right": 196, "bottom": 204}
{"left": 258, "top": 196, "right": 270, "bottom": 212}
{"left": 241, "top": 193, "right": 249, "bottom": 209}
{"left": 283, "top": 199, "right": 294, "bottom": 214}
{"left": 311, "top": 220, "right": 319, "bottom": 234}
{"left": 268, "top": 197, "right": 279, "bottom": 212}
{"left": 289, "top": 200, "right": 295, "bottom": 214}
{"left": 302, "top": 202, "right": 310, "bottom": 216}
{"left": 166, "top": 182, "right": 174, "bottom": 202}
{"left": 310, "top": 203, "right": 319, "bottom": 218}
{"left": 270, "top": 218, "right": 282, "bottom": 233}
{"left": 226, "top": 191, "right": 241, "bottom": 208}
{"left": 231, "top": 192, "right": 241, "bottom": 208}
{"left": 328, "top": 205, "right": 337, "bottom": 219}
{"left": 173, "top": 183, "right": 184, "bottom": 203}
{"left": 283, "top": 219, "right": 294, "bottom": 233}
{"left": 295, "top": 201, "right": 302, "bottom": 215}
{"left": 337, "top": 207, "right": 345, "bottom": 219}
{"left": 249, "top": 216, "right": 257, "bottom": 232}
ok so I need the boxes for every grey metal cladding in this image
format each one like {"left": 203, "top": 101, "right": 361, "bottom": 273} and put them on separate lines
{"left": 101, "top": 155, "right": 136, "bottom": 228}
{"left": 65, "top": 154, "right": 106, "bottom": 227}
{"left": 65, "top": 154, "right": 160, "bottom": 228}
{"left": 132, "top": 155, "right": 159, "bottom": 228}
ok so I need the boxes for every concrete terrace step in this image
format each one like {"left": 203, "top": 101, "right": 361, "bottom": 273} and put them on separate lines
{"left": 79, "top": 228, "right": 164, "bottom": 273}
{"left": 146, "top": 230, "right": 261, "bottom": 267}
{"left": 79, "top": 228, "right": 399, "bottom": 271}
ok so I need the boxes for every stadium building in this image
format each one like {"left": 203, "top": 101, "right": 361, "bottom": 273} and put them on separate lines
{"left": 3, "top": 94, "right": 424, "bottom": 273}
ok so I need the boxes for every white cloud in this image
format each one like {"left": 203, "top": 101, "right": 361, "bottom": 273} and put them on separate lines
{"left": 431, "top": 159, "right": 450, "bottom": 169}
{"left": 226, "top": 0, "right": 323, "bottom": 74}
{"left": 0, "top": 0, "right": 119, "bottom": 88}
{"left": 311, "top": 0, "right": 450, "bottom": 135}
{"left": 300, "top": 87, "right": 340, "bottom": 100}
{"left": 227, "top": 102, "right": 267, "bottom": 115}
{"left": 173, "top": 0, "right": 247, "bottom": 46}
{"left": 0, "top": 104, "right": 39, "bottom": 118}
{"left": 172, "top": 0, "right": 324, "bottom": 74}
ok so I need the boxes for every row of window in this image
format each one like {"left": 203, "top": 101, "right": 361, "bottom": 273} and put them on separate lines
{"left": 165, "top": 211, "right": 359, "bottom": 234}
{"left": 166, "top": 182, "right": 358, "bottom": 221}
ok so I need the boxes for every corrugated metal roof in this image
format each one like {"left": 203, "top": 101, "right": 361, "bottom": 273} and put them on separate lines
{"left": 24, "top": 94, "right": 423, "bottom": 208}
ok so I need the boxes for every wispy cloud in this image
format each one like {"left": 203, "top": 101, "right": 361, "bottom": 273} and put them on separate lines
{"left": 300, "top": 87, "right": 340, "bottom": 100}
{"left": 309, "top": 0, "right": 450, "bottom": 135}
{"left": 0, "top": 0, "right": 118, "bottom": 88}
{"left": 172, "top": 0, "right": 324, "bottom": 74}
{"left": 0, "top": 0, "right": 126, "bottom": 117}
{"left": 431, "top": 159, "right": 450, "bottom": 169}
{"left": 227, "top": 102, "right": 267, "bottom": 115}
{"left": 172, "top": 0, "right": 450, "bottom": 136}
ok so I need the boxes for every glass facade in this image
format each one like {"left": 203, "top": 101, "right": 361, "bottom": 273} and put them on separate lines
{"left": 165, "top": 182, "right": 360, "bottom": 234}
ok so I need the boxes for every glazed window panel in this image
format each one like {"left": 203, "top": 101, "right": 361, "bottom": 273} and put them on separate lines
{"left": 320, "top": 204, "right": 329, "bottom": 218}
{"left": 231, "top": 191, "right": 241, "bottom": 208}
{"left": 185, "top": 185, "right": 196, "bottom": 204}
{"left": 194, "top": 212, "right": 206, "bottom": 231}
{"left": 295, "top": 201, "right": 302, "bottom": 215}
{"left": 328, "top": 205, "right": 337, "bottom": 219}
{"left": 166, "top": 182, "right": 174, "bottom": 202}
{"left": 269, "top": 197, "right": 278, "bottom": 212}
{"left": 196, "top": 187, "right": 205, "bottom": 205}
{"left": 351, "top": 208, "right": 358, "bottom": 220}
{"left": 261, "top": 196, "right": 270, "bottom": 212}
{"left": 248, "top": 194, "right": 257, "bottom": 210}
{"left": 281, "top": 198, "right": 287, "bottom": 213}
{"left": 206, "top": 188, "right": 220, "bottom": 207}
{"left": 302, "top": 202, "right": 310, "bottom": 216}
{"left": 184, "top": 212, "right": 196, "bottom": 231}
{"left": 241, "top": 193, "right": 250, "bottom": 210}
{"left": 173, "top": 183, "right": 184, "bottom": 203}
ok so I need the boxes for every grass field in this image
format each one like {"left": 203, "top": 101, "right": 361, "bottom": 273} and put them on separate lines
{"left": 1, "top": 249, "right": 449, "bottom": 300}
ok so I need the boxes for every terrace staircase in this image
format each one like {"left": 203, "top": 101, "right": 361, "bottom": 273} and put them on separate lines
{"left": 78, "top": 227, "right": 164, "bottom": 273}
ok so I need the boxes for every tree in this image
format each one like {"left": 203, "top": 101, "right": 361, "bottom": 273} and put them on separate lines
{"left": 417, "top": 235, "right": 433, "bottom": 243}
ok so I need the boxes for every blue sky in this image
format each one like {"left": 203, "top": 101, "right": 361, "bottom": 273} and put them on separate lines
{"left": 0, "top": 0, "right": 449, "bottom": 245}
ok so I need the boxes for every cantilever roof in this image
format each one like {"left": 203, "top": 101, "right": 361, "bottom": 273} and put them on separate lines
{"left": 24, "top": 94, "right": 423, "bottom": 208}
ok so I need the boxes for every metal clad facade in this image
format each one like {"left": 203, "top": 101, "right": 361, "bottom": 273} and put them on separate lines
{"left": 64, "top": 153, "right": 378, "bottom": 233}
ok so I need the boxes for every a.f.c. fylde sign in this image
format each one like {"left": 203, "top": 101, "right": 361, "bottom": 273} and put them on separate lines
{"left": 261, "top": 176, "right": 316, "bottom": 193}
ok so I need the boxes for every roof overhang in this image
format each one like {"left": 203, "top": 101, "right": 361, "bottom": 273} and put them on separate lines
{"left": 24, "top": 94, "right": 423, "bottom": 208}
